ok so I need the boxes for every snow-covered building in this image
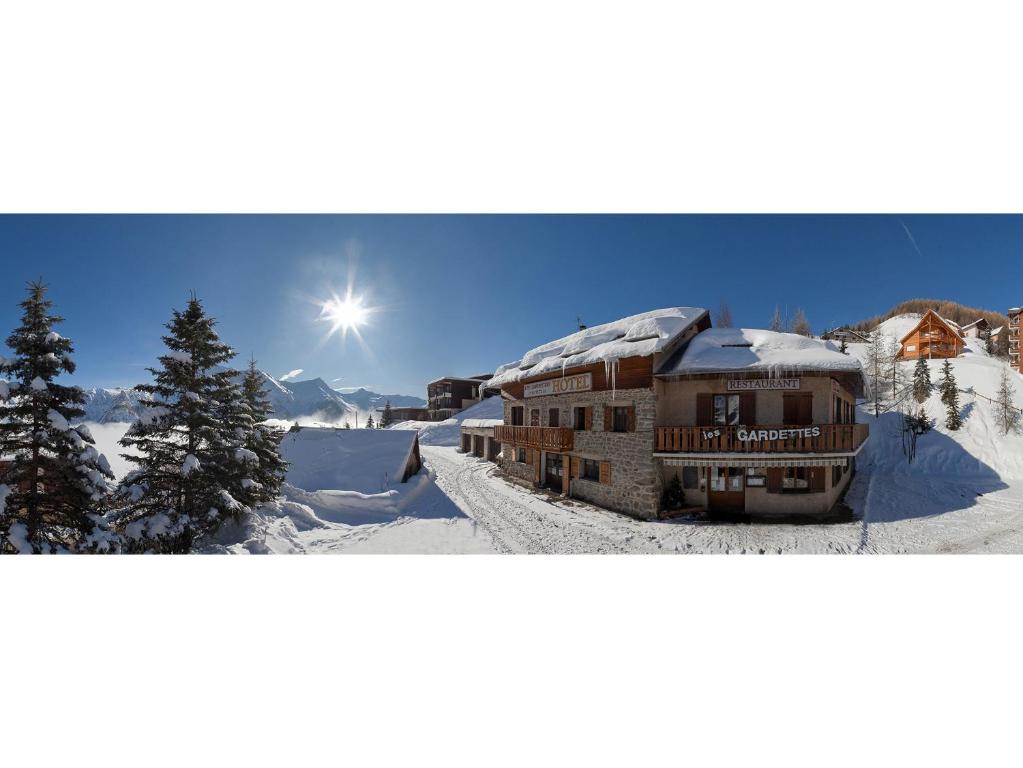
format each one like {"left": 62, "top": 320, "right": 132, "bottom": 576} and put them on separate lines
{"left": 279, "top": 427, "right": 423, "bottom": 493}
{"left": 654, "top": 328, "right": 868, "bottom": 516}
{"left": 1010, "top": 307, "right": 1021, "bottom": 372}
{"left": 489, "top": 309, "right": 869, "bottom": 520}
{"left": 427, "top": 374, "right": 494, "bottom": 421}
{"left": 491, "top": 307, "right": 712, "bottom": 519}
{"left": 459, "top": 417, "right": 503, "bottom": 461}
{"left": 959, "top": 317, "right": 991, "bottom": 339}
{"left": 898, "top": 310, "right": 965, "bottom": 360}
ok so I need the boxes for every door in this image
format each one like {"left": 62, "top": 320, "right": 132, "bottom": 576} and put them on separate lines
{"left": 708, "top": 466, "right": 745, "bottom": 512}
{"left": 545, "top": 454, "right": 564, "bottom": 491}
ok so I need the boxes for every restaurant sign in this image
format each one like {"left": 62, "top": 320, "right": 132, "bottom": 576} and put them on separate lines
{"left": 524, "top": 372, "right": 593, "bottom": 398}
{"left": 726, "top": 378, "right": 800, "bottom": 392}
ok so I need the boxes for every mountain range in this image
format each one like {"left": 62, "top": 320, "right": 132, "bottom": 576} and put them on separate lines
{"left": 81, "top": 372, "right": 425, "bottom": 424}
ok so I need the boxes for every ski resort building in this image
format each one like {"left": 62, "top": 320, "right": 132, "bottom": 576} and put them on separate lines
{"left": 427, "top": 375, "right": 494, "bottom": 421}
{"left": 491, "top": 307, "right": 712, "bottom": 519}
{"left": 1010, "top": 307, "right": 1021, "bottom": 372}
{"left": 490, "top": 309, "right": 868, "bottom": 520}
{"left": 654, "top": 328, "right": 868, "bottom": 516}
{"left": 459, "top": 418, "right": 503, "bottom": 462}
{"left": 898, "top": 310, "right": 965, "bottom": 360}
{"left": 959, "top": 318, "right": 991, "bottom": 339}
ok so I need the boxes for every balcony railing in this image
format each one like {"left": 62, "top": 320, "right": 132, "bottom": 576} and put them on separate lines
{"left": 655, "top": 424, "right": 869, "bottom": 454}
{"left": 494, "top": 425, "right": 574, "bottom": 452}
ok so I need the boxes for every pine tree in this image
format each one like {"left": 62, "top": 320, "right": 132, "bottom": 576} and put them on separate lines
{"left": 790, "top": 308, "right": 812, "bottom": 337}
{"left": 839, "top": 337, "right": 848, "bottom": 354}
{"left": 236, "top": 360, "right": 289, "bottom": 506}
{"left": 0, "top": 281, "right": 116, "bottom": 554}
{"left": 114, "top": 296, "right": 244, "bottom": 553}
{"left": 380, "top": 400, "right": 394, "bottom": 428}
{"left": 366, "top": 414, "right": 376, "bottom": 429}
{"left": 912, "top": 356, "right": 932, "bottom": 404}
{"left": 343, "top": 420, "right": 352, "bottom": 430}
{"left": 985, "top": 333, "right": 995, "bottom": 355}
{"left": 769, "top": 306, "right": 784, "bottom": 333}
{"left": 995, "top": 365, "right": 1019, "bottom": 435}
{"left": 660, "top": 473, "right": 685, "bottom": 512}
{"left": 938, "top": 359, "right": 962, "bottom": 430}
{"left": 863, "top": 332, "right": 887, "bottom": 418}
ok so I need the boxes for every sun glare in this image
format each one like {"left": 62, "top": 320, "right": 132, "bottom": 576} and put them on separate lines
{"left": 320, "top": 292, "right": 370, "bottom": 338}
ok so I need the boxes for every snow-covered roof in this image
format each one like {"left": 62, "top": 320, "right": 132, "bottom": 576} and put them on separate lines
{"left": 427, "top": 376, "right": 489, "bottom": 386}
{"left": 959, "top": 318, "right": 989, "bottom": 331}
{"left": 898, "top": 310, "right": 965, "bottom": 343}
{"left": 461, "top": 418, "right": 503, "bottom": 429}
{"left": 657, "top": 328, "right": 865, "bottom": 380}
{"left": 489, "top": 307, "right": 709, "bottom": 388}
{"left": 279, "top": 427, "right": 419, "bottom": 494}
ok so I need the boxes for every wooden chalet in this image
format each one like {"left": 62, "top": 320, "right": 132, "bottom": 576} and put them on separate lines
{"left": 898, "top": 310, "right": 965, "bottom": 360}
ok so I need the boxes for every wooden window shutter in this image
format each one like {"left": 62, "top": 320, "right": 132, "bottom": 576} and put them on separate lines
{"left": 627, "top": 405, "right": 636, "bottom": 432}
{"left": 811, "top": 466, "right": 826, "bottom": 492}
{"left": 696, "top": 393, "right": 713, "bottom": 425}
{"left": 525, "top": 449, "right": 533, "bottom": 466}
{"left": 800, "top": 395, "right": 813, "bottom": 426}
{"left": 603, "top": 405, "right": 612, "bottom": 431}
{"left": 572, "top": 456, "right": 581, "bottom": 479}
{"left": 783, "top": 395, "right": 796, "bottom": 424}
{"left": 584, "top": 407, "right": 593, "bottom": 431}
{"left": 739, "top": 393, "right": 756, "bottom": 425}
{"left": 766, "top": 467, "right": 783, "bottom": 493}
{"left": 599, "top": 461, "right": 611, "bottom": 485}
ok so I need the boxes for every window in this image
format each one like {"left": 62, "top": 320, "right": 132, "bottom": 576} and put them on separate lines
{"left": 782, "top": 466, "right": 810, "bottom": 492}
{"left": 530, "top": 409, "right": 540, "bottom": 426}
{"left": 710, "top": 466, "right": 744, "bottom": 492}
{"left": 906, "top": 344, "right": 917, "bottom": 352}
{"left": 612, "top": 406, "right": 630, "bottom": 432}
{"left": 713, "top": 394, "right": 740, "bottom": 426}
{"left": 511, "top": 406, "right": 524, "bottom": 426}
{"left": 516, "top": 447, "right": 527, "bottom": 463}
{"left": 832, "top": 464, "right": 842, "bottom": 487}
{"left": 574, "top": 406, "right": 587, "bottom": 430}
{"left": 581, "top": 458, "right": 600, "bottom": 481}
{"left": 548, "top": 408, "right": 560, "bottom": 427}
{"left": 682, "top": 466, "right": 699, "bottom": 490}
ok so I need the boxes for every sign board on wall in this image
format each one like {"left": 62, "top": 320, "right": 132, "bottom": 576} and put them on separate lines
{"left": 726, "top": 378, "right": 800, "bottom": 392}
{"left": 524, "top": 372, "right": 593, "bottom": 398}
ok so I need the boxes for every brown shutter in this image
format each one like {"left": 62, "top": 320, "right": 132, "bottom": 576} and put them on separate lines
{"left": 627, "top": 405, "right": 636, "bottom": 432}
{"left": 783, "top": 395, "right": 796, "bottom": 424}
{"left": 739, "top": 393, "right": 756, "bottom": 425}
{"left": 572, "top": 456, "right": 581, "bottom": 479}
{"left": 811, "top": 466, "right": 826, "bottom": 492}
{"left": 525, "top": 449, "right": 533, "bottom": 466}
{"left": 800, "top": 394, "right": 813, "bottom": 426}
{"left": 599, "top": 461, "right": 611, "bottom": 485}
{"left": 603, "top": 405, "right": 612, "bottom": 431}
{"left": 766, "top": 467, "right": 783, "bottom": 493}
{"left": 696, "top": 393, "right": 713, "bottom": 425}
{"left": 584, "top": 407, "right": 593, "bottom": 431}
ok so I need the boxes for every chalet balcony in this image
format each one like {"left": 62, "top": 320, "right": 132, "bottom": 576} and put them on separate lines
{"left": 494, "top": 425, "right": 574, "bottom": 453}
{"left": 655, "top": 424, "right": 869, "bottom": 454}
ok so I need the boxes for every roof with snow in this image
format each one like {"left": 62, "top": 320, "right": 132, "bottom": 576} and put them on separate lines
{"left": 959, "top": 318, "right": 989, "bottom": 332}
{"left": 897, "top": 310, "right": 965, "bottom": 343}
{"left": 489, "top": 307, "right": 710, "bottom": 388}
{"left": 657, "top": 328, "right": 865, "bottom": 383}
{"left": 279, "top": 427, "right": 420, "bottom": 494}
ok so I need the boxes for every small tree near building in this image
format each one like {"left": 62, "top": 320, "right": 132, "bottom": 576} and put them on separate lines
{"left": 661, "top": 472, "right": 685, "bottom": 513}
{"left": 790, "top": 308, "right": 812, "bottom": 337}
{"left": 366, "top": 414, "right": 375, "bottom": 430}
{"left": 769, "top": 306, "right": 784, "bottom": 333}
{"left": 912, "top": 356, "right": 933, "bottom": 404}
{"left": 995, "top": 365, "right": 1020, "bottom": 435}
{"left": 938, "top": 359, "right": 962, "bottom": 430}
{"left": 380, "top": 400, "right": 394, "bottom": 428}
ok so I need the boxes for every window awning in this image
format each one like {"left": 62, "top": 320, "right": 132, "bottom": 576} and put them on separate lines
{"left": 657, "top": 455, "right": 850, "bottom": 468}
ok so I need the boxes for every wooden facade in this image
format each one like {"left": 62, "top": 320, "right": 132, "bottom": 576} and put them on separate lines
{"left": 899, "top": 310, "right": 965, "bottom": 360}
{"left": 498, "top": 356, "right": 654, "bottom": 401}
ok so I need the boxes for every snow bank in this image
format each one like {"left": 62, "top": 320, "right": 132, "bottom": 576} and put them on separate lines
{"left": 489, "top": 307, "right": 708, "bottom": 387}
{"left": 390, "top": 395, "right": 504, "bottom": 447}
{"left": 279, "top": 427, "right": 420, "bottom": 494}
{"left": 663, "top": 327, "right": 864, "bottom": 377}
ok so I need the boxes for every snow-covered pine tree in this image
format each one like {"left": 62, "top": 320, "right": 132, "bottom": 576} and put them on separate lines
{"left": 985, "top": 333, "right": 995, "bottom": 355}
{"left": 938, "top": 359, "right": 962, "bottom": 430}
{"left": 790, "top": 308, "right": 812, "bottom": 337}
{"left": 114, "top": 296, "right": 244, "bottom": 553}
{"left": 380, "top": 400, "right": 394, "bottom": 428}
{"left": 769, "top": 306, "right": 784, "bottom": 333}
{"left": 236, "top": 359, "right": 288, "bottom": 506}
{"left": 839, "top": 337, "right": 848, "bottom": 354}
{"left": 995, "top": 365, "right": 1019, "bottom": 435}
{"left": 912, "top": 356, "right": 932, "bottom": 404}
{"left": 0, "top": 281, "right": 116, "bottom": 554}
{"left": 366, "top": 413, "right": 375, "bottom": 429}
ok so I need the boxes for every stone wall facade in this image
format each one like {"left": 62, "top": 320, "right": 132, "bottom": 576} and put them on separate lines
{"left": 496, "top": 386, "right": 662, "bottom": 519}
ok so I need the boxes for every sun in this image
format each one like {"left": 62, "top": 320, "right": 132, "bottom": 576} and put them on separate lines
{"left": 320, "top": 292, "right": 370, "bottom": 338}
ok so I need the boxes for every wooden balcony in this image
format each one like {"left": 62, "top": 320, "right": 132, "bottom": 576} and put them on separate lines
{"left": 494, "top": 425, "right": 574, "bottom": 452}
{"left": 655, "top": 423, "right": 869, "bottom": 454}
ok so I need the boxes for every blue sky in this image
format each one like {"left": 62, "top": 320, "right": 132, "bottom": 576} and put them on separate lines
{"left": 0, "top": 214, "right": 1020, "bottom": 395}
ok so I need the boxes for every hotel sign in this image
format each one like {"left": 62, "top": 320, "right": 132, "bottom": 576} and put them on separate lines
{"left": 727, "top": 378, "right": 800, "bottom": 392}
{"left": 524, "top": 372, "right": 593, "bottom": 398}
